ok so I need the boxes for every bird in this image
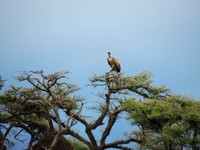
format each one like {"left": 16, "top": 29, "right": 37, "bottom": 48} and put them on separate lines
{"left": 107, "top": 52, "right": 121, "bottom": 73}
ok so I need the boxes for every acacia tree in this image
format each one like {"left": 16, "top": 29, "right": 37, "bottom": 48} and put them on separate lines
{"left": 123, "top": 95, "right": 200, "bottom": 150}
{"left": 0, "top": 70, "right": 199, "bottom": 150}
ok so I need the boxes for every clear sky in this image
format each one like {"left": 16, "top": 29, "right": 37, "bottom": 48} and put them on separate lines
{"left": 0, "top": 0, "right": 200, "bottom": 149}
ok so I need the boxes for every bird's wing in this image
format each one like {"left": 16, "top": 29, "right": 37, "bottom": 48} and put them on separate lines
{"left": 115, "top": 59, "right": 121, "bottom": 72}
{"left": 107, "top": 57, "right": 112, "bottom": 67}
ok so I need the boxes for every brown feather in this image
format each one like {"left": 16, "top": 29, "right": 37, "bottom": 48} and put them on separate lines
{"left": 107, "top": 56, "right": 121, "bottom": 72}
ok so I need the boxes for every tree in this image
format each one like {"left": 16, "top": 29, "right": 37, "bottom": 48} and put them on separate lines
{"left": 123, "top": 93, "right": 200, "bottom": 149}
{"left": 0, "top": 70, "right": 199, "bottom": 150}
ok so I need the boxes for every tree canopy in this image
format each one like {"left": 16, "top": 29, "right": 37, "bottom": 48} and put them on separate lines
{"left": 0, "top": 71, "right": 199, "bottom": 150}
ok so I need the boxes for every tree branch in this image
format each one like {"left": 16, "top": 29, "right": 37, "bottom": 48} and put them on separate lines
{"left": 104, "top": 138, "right": 141, "bottom": 149}
{"left": 100, "top": 108, "right": 122, "bottom": 146}
{"left": 90, "top": 93, "right": 110, "bottom": 130}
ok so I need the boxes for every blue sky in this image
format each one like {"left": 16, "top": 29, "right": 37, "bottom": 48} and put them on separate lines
{"left": 0, "top": 0, "right": 200, "bottom": 149}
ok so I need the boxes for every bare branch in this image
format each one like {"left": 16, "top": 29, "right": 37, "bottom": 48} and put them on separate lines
{"left": 100, "top": 108, "right": 122, "bottom": 146}
{"left": 66, "top": 129, "right": 90, "bottom": 147}
{"left": 14, "top": 129, "right": 24, "bottom": 143}
{"left": 104, "top": 138, "right": 141, "bottom": 149}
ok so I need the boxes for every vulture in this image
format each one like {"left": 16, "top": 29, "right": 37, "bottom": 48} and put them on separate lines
{"left": 107, "top": 52, "right": 121, "bottom": 73}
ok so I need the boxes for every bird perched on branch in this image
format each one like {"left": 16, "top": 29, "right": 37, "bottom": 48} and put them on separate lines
{"left": 107, "top": 52, "right": 121, "bottom": 73}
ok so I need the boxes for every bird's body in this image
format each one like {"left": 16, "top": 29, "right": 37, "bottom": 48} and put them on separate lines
{"left": 107, "top": 52, "right": 121, "bottom": 73}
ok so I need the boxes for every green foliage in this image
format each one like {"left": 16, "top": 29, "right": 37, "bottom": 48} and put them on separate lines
{"left": 123, "top": 72, "right": 169, "bottom": 98}
{"left": 123, "top": 95, "right": 200, "bottom": 149}
{"left": 0, "top": 71, "right": 83, "bottom": 149}
{"left": 70, "top": 139, "right": 89, "bottom": 150}
{"left": 1, "top": 70, "right": 200, "bottom": 150}
{"left": 162, "top": 123, "right": 191, "bottom": 146}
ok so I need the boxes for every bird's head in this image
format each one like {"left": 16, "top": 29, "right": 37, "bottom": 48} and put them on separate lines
{"left": 107, "top": 52, "right": 111, "bottom": 56}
